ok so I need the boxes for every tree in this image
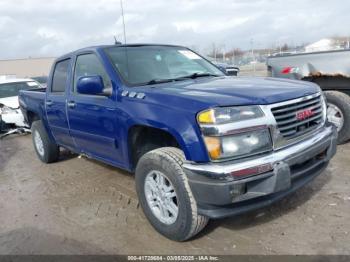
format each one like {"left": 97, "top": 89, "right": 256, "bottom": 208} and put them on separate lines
{"left": 281, "top": 43, "right": 289, "bottom": 52}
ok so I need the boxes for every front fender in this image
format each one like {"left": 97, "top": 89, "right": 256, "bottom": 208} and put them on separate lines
{"left": 125, "top": 115, "right": 209, "bottom": 163}
{"left": 118, "top": 96, "right": 211, "bottom": 169}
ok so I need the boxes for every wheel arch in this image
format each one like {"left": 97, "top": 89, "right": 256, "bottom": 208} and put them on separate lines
{"left": 127, "top": 124, "right": 190, "bottom": 170}
{"left": 25, "top": 110, "right": 41, "bottom": 127}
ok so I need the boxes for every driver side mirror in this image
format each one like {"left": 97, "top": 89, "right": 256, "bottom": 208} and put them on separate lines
{"left": 77, "top": 76, "right": 111, "bottom": 96}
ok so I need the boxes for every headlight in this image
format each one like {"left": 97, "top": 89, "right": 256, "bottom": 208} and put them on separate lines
{"left": 197, "top": 106, "right": 272, "bottom": 160}
{"left": 203, "top": 128, "right": 272, "bottom": 160}
{"left": 0, "top": 106, "right": 18, "bottom": 115}
{"left": 197, "top": 106, "right": 264, "bottom": 125}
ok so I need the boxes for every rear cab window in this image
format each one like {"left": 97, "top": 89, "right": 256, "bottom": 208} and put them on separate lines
{"left": 51, "top": 59, "right": 71, "bottom": 93}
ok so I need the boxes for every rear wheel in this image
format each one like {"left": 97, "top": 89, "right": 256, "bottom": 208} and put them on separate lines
{"left": 31, "top": 120, "right": 59, "bottom": 163}
{"left": 324, "top": 91, "right": 350, "bottom": 144}
{"left": 135, "top": 147, "right": 208, "bottom": 241}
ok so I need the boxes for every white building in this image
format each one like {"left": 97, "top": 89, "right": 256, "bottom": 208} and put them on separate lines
{"left": 305, "top": 37, "right": 350, "bottom": 53}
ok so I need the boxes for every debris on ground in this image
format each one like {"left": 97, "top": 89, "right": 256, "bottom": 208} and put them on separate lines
{"left": 0, "top": 128, "right": 31, "bottom": 139}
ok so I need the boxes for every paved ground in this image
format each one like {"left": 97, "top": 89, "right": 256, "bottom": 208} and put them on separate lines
{"left": 0, "top": 134, "right": 349, "bottom": 255}
{"left": 237, "top": 62, "right": 268, "bottom": 77}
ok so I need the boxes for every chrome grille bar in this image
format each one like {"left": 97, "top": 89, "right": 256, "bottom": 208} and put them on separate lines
{"left": 271, "top": 94, "right": 324, "bottom": 139}
{"left": 271, "top": 96, "right": 320, "bottom": 114}
{"left": 274, "top": 103, "right": 322, "bottom": 120}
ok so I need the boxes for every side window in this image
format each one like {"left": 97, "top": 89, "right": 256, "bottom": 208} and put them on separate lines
{"left": 51, "top": 59, "right": 70, "bottom": 93}
{"left": 73, "top": 53, "right": 112, "bottom": 92}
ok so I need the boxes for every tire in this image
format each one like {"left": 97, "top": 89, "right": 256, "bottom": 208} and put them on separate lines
{"left": 324, "top": 91, "right": 350, "bottom": 144}
{"left": 135, "top": 147, "right": 208, "bottom": 241}
{"left": 31, "top": 120, "right": 59, "bottom": 163}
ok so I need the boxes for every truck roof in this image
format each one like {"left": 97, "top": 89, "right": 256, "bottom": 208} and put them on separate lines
{"left": 55, "top": 43, "right": 188, "bottom": 61}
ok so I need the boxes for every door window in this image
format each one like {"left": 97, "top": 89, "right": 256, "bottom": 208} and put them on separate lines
{"left": 51, "top": 59, "right": 71, "bottom": 93}
{"left": 73, "top": 54, "right": 112, "bottom": 92}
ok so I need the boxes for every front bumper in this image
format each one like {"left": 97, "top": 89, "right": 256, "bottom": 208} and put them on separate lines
{"left": 183, "top": 123, "right": 337, "bottom": 219}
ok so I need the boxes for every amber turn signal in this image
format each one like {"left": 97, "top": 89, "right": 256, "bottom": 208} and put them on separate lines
{"left": 203, "top": 136, "right": 221, "bottom": 159}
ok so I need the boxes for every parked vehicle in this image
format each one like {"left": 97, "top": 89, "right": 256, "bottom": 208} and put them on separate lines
{"left": 267, "top": 49, "right": 350, "bottom": 143}
{"left": 213, "top": 62, "right": 240, "bottom": 76}
{"left": 0, "top": 78, "right": 40, "bottom": 132}
{"left": 19, "top": 44, "right": 337, "bottom": 241}
{"left": 31, "top": 76, "right": 48, "bottom": 88}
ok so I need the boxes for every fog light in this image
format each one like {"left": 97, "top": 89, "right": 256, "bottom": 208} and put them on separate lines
{"left": 230, "top": 184, "right": 247, "bottom": 197}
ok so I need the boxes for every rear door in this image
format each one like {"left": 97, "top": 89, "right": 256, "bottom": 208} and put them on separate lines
{"left": 46, "top": 58, "right": 76, "bottom": 149}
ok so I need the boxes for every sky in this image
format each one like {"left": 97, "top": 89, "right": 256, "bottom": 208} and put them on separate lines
{"left": 0, "top": 0, "right": 349, "bottom": 59}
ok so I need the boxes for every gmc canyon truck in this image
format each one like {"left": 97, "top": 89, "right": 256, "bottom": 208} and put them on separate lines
{"left": 19, "top": 44, "right": 337, "bottom": 241}
{"left": 267, "top": 49, "right": 350, "bottom": 143}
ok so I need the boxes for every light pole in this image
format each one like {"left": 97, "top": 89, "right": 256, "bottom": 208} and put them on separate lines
{"left": 222, "top": 44, "right": 226, "bottom": 63}
{"left": 120, "top": 0, "right": 127, "bottom": 44}
{"left": 251, "top": 38, "right": 256, "bottom": 75}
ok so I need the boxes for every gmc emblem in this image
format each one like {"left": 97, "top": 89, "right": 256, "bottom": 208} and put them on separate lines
{"left": 296, "top": 109, "right": 314, "bottom": 121}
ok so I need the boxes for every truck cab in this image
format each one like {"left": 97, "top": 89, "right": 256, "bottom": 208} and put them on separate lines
{"left": 19, "top": 44, "right": 337, "bottom": 241}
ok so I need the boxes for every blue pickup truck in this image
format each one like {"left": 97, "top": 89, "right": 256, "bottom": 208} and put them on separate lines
{"left": 19, "top": 44, "right": 337, "bottom": 241}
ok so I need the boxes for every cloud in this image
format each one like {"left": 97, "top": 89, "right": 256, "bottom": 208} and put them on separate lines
{"left": 0, "top": 0, "right": 349, "bottom": 59}
{"left": 173, "top": 21, "right": 201, "bottom": 32}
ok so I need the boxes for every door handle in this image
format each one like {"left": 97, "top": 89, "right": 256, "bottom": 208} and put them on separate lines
{"left": 67, "top": 101, "right": 76, "bottom": 108}
{"left": 45, "top": 100, "right": 53, "bottom": 107}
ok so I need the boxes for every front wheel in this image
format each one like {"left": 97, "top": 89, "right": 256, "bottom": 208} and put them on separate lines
{"left": 135, "top": 147, "right": 208, "bottom": 241}
{"left": 324, "top": 91, "right": 350, "bottom": 144}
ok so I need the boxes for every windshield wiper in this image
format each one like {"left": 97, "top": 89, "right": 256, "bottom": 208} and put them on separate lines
{"left": 179, "top": 72, "right": 220, "bottom": 79}
{"left": 145, "top": 79, "right": 175, "bottom": 85}
{"left": 145, "top": 72, "right": 219, "bottom": 86}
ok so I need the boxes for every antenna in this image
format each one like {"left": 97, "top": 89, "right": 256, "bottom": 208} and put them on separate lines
{"left": 120, "top": 0, "right": 127, "bottom": 44}
{"left": 119, "top": 0, "right": 129, "bottom": 82}
{"left": 114, "top": 36, "right": 122, "bottom": 45}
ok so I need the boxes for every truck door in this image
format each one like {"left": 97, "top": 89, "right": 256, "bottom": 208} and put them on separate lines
{"left": 66, "top": 53, "right": 123, "bottom": 165}
{"left": 46, "top": 58, "right": 76, "bottom": 149}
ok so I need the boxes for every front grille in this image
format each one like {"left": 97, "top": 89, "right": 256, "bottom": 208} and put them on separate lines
{"left": 271, "top": 94, "right": 324, "bottom": 139}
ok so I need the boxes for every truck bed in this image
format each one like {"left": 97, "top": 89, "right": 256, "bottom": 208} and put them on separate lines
{"left": 27, "top": 87, "right": 46, "bottom": 92}
{"left": 267, "top": 49, "right": 350, "bottom": 80}
{"left": 19, "top": 88, "right": 47, "bottom": 125}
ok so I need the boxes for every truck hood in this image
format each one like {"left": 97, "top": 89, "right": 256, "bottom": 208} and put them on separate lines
{"left": 141, "top": 77, "right": 320, "bottom": 111}
{"left": 0, "top": 96, "right": 19, "bottom": 108}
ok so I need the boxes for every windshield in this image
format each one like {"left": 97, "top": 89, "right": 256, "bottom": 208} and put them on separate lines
{"left": 104, "top": 45, "right": 224, "bottom": 86}
{"left": 0, "top": 81, "right": 39, "bottom": 98}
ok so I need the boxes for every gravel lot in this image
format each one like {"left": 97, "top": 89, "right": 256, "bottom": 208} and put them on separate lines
{"left": 0, "top": 134, "right": 349, "bottom": 255}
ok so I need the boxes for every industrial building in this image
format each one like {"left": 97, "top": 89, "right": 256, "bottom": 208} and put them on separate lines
{"left": 0, "top": 57, "right": 55, "bottom": 78}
